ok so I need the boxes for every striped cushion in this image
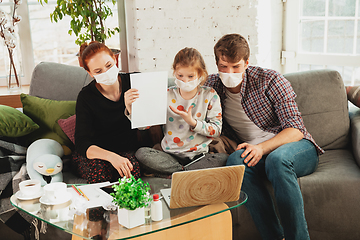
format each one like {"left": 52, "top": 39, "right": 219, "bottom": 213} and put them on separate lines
{"left": 346, "top": 86, "right": 360, "bottom": 107}
{"left": 57, "top": 114, "right": 76, "bottom": 144}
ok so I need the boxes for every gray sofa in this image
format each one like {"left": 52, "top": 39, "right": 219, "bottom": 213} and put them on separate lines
{"left": 6, "top": 62, "right": 360, "bottom": 239}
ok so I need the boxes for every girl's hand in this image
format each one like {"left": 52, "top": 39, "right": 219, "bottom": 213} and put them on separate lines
{"left": 236, "top": 143, "right": 264, "bottom": 167}
{"left": 169, "top": 105, "right": 197, "bottom": 127}
{"left": 109, "top": 155, "right": 133, "bottom": 178}
{"left": 124, "top": 89, "right": 139, "bottom": 114}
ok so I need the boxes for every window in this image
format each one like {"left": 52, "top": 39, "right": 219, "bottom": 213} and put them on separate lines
{"left": 1, "top": 0, "right": 120, "bottom": 87}
{"left": 283, "top": 0, "right": 360, "bottom": 85}
{"left": 0, "top": 0, "right": 23, "bottom": 86}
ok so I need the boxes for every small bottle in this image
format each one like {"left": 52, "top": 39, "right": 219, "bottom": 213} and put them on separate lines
{"left": 151, "top": 194, "right": 163, "bottom": 221}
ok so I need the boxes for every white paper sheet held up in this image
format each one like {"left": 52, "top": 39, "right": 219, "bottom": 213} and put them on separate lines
{"left": 130, "top": 71, "right": 168, "bottom": 129}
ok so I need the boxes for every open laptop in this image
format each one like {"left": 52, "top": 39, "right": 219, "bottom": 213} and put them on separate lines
{"left": 160, "top": 165, "right": 245, "bottom": 209}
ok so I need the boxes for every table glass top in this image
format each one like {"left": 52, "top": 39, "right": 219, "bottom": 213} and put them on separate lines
{"left": 11, "top": 184, "right": 247, "bottom": 240}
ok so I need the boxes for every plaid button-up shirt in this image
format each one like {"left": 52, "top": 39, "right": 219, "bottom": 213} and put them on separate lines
{"left": 205, "top": 66, "right": 324, "bottom": 154}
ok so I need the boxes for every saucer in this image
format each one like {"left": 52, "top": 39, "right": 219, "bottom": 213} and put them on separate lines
{"left": 39, "top": 192, "right": 72, "bottom": 205}
{"left": 16, "top": 188, "right": 44, "bottom": 200}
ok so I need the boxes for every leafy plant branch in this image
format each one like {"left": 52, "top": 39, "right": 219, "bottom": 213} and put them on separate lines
{"left": 111, "top": 176, "right": 152, "bottom": 211}
{"left": 38, "top": 0, "right": 120, "bottom": 46}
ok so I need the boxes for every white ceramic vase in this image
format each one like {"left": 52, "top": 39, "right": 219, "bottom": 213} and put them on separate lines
{"left": 117, "top": 207, "right": 145, "bottom": 229}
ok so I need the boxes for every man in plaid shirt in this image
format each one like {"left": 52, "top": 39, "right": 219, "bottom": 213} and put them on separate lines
{"left": 205, "top": 34, "right": 323, "bottom": 240}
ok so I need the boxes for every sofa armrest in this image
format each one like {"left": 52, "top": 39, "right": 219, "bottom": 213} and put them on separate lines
{"left": 349, "top": 107, "right": 360, "bottom": 167}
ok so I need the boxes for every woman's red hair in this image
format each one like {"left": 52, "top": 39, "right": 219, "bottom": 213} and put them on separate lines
{"left": 79, "top": 41, "right": 114, "bottom": 71}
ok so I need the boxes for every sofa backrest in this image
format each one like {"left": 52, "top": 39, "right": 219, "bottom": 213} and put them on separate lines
{"left": 284, "top": 69, "right": 350, "bottom": 150}
{"left": 29, "top": 62, "right": 93, "bottom": 101}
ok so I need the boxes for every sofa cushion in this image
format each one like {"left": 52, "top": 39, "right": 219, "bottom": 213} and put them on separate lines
{"left": 0, "top": 105, "right": 39, "bottom": 137}
{"left": 57, "top": 114, "right": 76, "bottom": 144}
{"left": 20, "top": 94, "right": 76, "bottom": 148}
{"left": 299, "top": 149, "right": 360, "bottom": 239}
{"left": 284, "top": 69, "right": 350, "bottom": 151}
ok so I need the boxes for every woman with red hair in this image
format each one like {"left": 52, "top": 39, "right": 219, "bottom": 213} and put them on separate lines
{"left": 73, "top": 41, "right": 141, "bottom": 183}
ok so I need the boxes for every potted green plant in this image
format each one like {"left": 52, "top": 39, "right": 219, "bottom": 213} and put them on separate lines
{"left": 111, "top": 176, "right": 152, "bottom": 229}
{"left": 38, "top": 0, "right": 121, "bottom": 65}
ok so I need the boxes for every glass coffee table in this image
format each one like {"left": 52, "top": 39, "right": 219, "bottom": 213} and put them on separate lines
{"left": 11, "top": 185, "right": 247, "bottom": 240}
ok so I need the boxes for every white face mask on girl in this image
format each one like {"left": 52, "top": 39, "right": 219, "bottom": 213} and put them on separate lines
{"left": 93, "top": 64, "right": 119, "bottom": 85}
{"left": 175, "top": 78, "right": 200, "bottom": 92}
{"left": 218, "top": 72, "right": 244, "bottom": 88}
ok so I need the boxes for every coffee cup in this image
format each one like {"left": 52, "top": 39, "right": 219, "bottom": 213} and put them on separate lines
{"left": 45, "top": 209, "right": 58, "bottom": 220}
{"left": 44, "top": 206, "right": 69, "bottom": 221}
{"left": 19, "top": 202, "right": 41, "bottom": 213}
{"left": 19, "top": 179, "right": 41, "bottom": 197}
{"left": 43, "top": 182, "right": 67, "bottom": 203}
{"left": 58, "top": 206, "right": 70, "bottom": 221}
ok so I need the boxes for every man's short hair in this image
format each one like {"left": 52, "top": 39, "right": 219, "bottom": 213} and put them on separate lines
{"left": 214, "top": 33, "right": 250, "bottom": 64}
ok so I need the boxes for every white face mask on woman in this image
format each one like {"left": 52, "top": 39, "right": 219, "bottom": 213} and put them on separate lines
{"left": 93, "top": 64, "right": 119, "bottom": 85}
{"left": 218, "top": 72, "right": 243, "bottom": 88}
{"left": 175, "top": 78, "right": 200, "bottom": 92}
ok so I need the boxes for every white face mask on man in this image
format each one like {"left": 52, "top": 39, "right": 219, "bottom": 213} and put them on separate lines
{"left": 93, "top": 64, "right": 119, "bottom": 85}
{"left": 175, "top": 78, "right": 200, "bottom": 92}
{"left": 218, "top": 72, "right": 244, "bottom": 88}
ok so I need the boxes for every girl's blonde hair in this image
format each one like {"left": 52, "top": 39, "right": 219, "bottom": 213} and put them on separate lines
{"left": 172, "top": 47, "right": 208, "bottom": 85}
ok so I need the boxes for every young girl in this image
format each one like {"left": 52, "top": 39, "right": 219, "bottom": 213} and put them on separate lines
{"left": 125, "top": 47, "right": 228, "bottom": 175}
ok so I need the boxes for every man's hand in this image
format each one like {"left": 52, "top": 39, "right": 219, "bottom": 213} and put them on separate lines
{"left": 108, "top": 155, "right": 134, "bottom": 178}
{"left": 169, "top": 105, "right": 197, "bottom": 127}
{"left": 236, "top": 143, "right": 264, "bottom": 167}
{"left": 124, "top": 89, "right": 139, "bottom": 115}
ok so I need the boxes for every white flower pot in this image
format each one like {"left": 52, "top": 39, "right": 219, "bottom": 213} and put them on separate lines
{"left": 118, "top": 207, "right": 145, "bottom": 229}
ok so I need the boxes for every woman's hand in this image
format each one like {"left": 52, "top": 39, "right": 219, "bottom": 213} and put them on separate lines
{"left": 169, "top": 105, "right": 197, "bottom": 127}
{"left": 124, "top": 89, "right": 139, "bottom": 115}
{"left": 87, "top": 146, "right": 134, "bottom": 178}
{"left": 109, "top": 155, "right": 134, "bottom": 178}
{"left": 236, "top": 143, "right": 264, "bottom": 167}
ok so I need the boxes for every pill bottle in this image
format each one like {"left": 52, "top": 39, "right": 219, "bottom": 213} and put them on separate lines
{"left": 151, "top": 194, "right": 163, "bottom": 221}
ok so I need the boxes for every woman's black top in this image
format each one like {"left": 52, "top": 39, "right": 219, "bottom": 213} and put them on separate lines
{"left": 75, "top": 73, "right": 139, "bottom": 157}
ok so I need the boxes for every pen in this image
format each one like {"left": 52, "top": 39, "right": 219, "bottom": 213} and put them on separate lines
{"left": 184, "top": 153, "right": 206, "bottom": 168}
{"left": 72, "top": 184, "right": 89, "bottom": 201}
